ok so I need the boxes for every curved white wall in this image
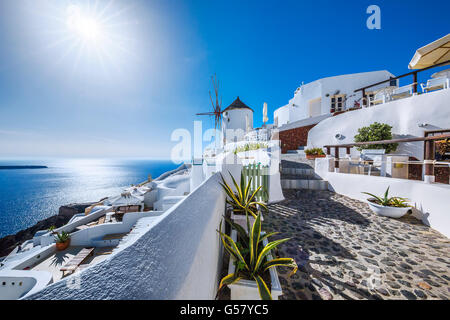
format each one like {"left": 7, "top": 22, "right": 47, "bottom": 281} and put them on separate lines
{"left": 0, "top": 270, "right": 52, "bottom": 300}
{"left": 26, "top": 174, "right": 226, "bottom": 300}
{"left": 308, "top": 89, "right": 450, "bottom": 160}
{"left": 222, "top": 108, "right": 253, "bottom": 132}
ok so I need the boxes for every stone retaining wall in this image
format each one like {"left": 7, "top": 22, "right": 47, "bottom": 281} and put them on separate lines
{"left": 280, "top": 124, "right": 317, "bottom": 154}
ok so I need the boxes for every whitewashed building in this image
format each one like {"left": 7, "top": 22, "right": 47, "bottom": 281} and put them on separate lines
{"left": 274, "top": 70, "right": 396, "bottom": 128}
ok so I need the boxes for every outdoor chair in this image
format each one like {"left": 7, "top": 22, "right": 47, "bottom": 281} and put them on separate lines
{"left": 369, "top": 86, "right": 396, "bottom": 106}
{"left": 390, "top": 84, "right": 415, "bottom": 101}
{"left": 370, "top": 90, "right": 388, "bottom": 106}
{"left": 421, "top": 77, "right": 449, "bottom": 92}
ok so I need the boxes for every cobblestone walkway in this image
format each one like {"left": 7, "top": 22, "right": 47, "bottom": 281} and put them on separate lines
{"left": 266, "top": 190, "right": 450, "bottom": 300}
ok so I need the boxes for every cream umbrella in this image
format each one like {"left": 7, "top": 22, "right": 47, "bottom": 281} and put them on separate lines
{"left": 431, "top": 69, "right": 450, "bottom": 79}
{"left": 409, "top": 34, "right": 450, "bottom": 69}
{"left": 104, "top": 192, "right": 144, "bottom": 206}
{"left": 263, "top": 102, "right": 268, "bottom": 124}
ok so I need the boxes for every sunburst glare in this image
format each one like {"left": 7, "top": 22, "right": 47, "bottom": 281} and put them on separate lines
{"left": 66, "top": 4, "right": 103, "bottom": 43}
{"left": 27, "top": 0, "right": 141, "bottom": 81}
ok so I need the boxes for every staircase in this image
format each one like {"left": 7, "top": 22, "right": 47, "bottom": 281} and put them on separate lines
{"left": 280, "top": 155, "right": 329, "bottom": 191}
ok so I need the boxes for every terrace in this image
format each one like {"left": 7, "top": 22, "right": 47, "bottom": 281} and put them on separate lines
{"left": 266, "top": 157, "right": 450, "bottom": 300}
{"left": 337, "top": 34, "right": 450, "bottom": 115}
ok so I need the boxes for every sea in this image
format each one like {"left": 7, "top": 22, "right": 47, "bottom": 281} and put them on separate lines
{"left": 0, "top": 158, "right": 179, "bottom": 238}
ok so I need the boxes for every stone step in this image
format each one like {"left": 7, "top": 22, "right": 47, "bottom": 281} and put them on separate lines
{"left": 281, "top": 179, "right": 329, "bottom": 190}
{"left": 281, "top": 167, "right": 315, "bottom": 176}
{"left": 286, "top": 150, "right": 305, "bottom": 156}
{"left": 281, "top": 174, "right": 320, "bottom": 180}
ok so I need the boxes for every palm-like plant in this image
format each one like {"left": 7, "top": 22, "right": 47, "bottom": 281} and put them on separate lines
{"left": 54, "top": 231, "right": 71, "bottom": 243}
{"left": 47, "top": 225, "right": 57, "bottom": 234}
{"left": 362, "top": 187, "right": 410, "bottom": 208}
{"left": 220, "top": 172, "right": 268, "bottom": 219}
{"left": 217, "top": 212, "right": 297, "bottom": 300}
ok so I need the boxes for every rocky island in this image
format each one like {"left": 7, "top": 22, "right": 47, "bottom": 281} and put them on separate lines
{"left": 0, "top": 165, "right": 48, "bottom": 169}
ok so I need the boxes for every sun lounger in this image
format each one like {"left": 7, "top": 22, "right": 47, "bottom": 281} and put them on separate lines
{"left": 60, "top": 248, "right": 95, "bottom": 275}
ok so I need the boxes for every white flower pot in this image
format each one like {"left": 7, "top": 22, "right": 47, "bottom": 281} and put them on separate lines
{"left": 227, "top": 230, "right": 282, "bottom": 300}
{"left": 367, "top": 201, "right": 410, "bottom": 218}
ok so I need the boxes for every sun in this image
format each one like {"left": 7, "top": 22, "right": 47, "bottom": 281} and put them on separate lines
{"left": 66, "top": 4, "right": 103, "bottom": 43}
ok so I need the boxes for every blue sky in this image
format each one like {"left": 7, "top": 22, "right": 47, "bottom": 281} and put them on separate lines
{"left": 0, "top": 0, "right": 449, "bottom": 158}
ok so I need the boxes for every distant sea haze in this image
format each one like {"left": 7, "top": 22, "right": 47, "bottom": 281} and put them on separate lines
{"left": 0, "top": 159, "right": 178, "bottom": 238}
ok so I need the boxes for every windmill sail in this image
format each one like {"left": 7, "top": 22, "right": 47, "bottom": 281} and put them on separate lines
{"left": 196, "top": 74, "right": 223, "bottom": 130}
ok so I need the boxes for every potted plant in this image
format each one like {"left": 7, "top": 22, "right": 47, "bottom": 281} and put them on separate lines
{"left": 220, "top": 172, "right": 268, "bottom": 232}
{"left": 362, "top": 187, "right": 410, "bottom": 218}
{"left": 217, "top": 213, "right": 297, "bottom": 300}
{"left": 304, "top": 148, "right": 326, "bottom": 159}
{"left": 54, "top": 231, "right": 71, "bottom": 251}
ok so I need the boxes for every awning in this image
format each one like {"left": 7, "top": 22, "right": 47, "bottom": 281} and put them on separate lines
{"left": 408, "top": 34, "right": 450, "bottom": 69}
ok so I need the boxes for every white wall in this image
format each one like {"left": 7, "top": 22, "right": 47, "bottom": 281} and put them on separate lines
{"left": 315, "top": 158, "right": 450, "bottom": 238}
{"left": 308, "top": 89, "right": 450, "bottom": 160}
{"left": 317, "top": 70, "right": 394, "bottom": 115}
{"left": 0, "top": 270, "right": 52, "bottom": 300}
{"left": 274, "top": 104, "right": 293, "bottom": 127}
{"left": 274, "top": 70, "right": 394, "bottom": 128}
{"left": 69, "top": 211, "right": 164, "bottom": 247}
{"left": 26, "top": 174, "right": 226, "bottom": 300}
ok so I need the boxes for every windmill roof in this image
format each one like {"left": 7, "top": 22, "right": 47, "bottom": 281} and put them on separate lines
{"left": 223, "top": 96, "right": 253, "bottom": 112}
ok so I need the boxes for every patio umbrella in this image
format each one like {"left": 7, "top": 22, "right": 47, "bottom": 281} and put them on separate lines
{"left": 104, "top": 192, "right": 144, "bottom": 206}
{"left": 263, "top": 102, "right": 268, "bottom": 124}
{"left": 124, "top": 186, "right": 150, "bottom": 197}
{"left": 431, "top": 68, "right": 450, "bottom": 79}
{"left": 408, "top": 34, "right": 450, "bottom": 69}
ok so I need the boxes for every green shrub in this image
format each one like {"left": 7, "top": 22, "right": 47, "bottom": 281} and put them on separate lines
{"left": 304, "top": 148, "right": 325, "bottom": 156}
{"left": 354, "top": 122, "right": 398, "bottom": 153}
{"left": 233, "top": 143, "right": 268, "bottom": 154}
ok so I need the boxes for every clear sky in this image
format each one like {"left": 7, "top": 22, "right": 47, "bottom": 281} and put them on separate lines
{"left": 0, "top": 0, "right": 449, "bottom": 158}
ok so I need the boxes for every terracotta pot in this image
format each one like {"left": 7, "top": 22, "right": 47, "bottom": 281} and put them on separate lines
{"left": 55, "top": 239, "right": 70, "bottom": 251}
{"left": 306, "top": 154, "right": 326, "bottom": 160}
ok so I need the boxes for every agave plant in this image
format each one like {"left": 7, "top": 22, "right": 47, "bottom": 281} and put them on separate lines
{"left": 217, "top": 212, "right": 297, "bottom": 300}
{"left": 220, "top": 172, "right": 268, "bottom": 219}
{"left": 362, "top": 187, "right": 409, "bottom": 208}
{"left": 54, "top": 231, "right": 71, "bottom": 243}
{"left": 47, "top": 225, "right": 57, "bottom": 234}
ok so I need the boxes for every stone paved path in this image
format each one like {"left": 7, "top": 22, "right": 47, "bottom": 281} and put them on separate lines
{"left": 266, "top": 189, "right": 450, "bottom": 300}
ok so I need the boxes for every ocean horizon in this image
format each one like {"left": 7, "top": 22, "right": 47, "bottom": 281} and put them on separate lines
{"left": 0, "top": 158, "right": 179, "bottom": 238}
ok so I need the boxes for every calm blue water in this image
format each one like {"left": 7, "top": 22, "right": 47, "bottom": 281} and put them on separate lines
{"left": 0, "top": 159, "right": 178, "bottom": 238}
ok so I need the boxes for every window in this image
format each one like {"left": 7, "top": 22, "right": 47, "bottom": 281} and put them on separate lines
{"left": 330, "top": 94, "right": 346, "bottom": 113}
